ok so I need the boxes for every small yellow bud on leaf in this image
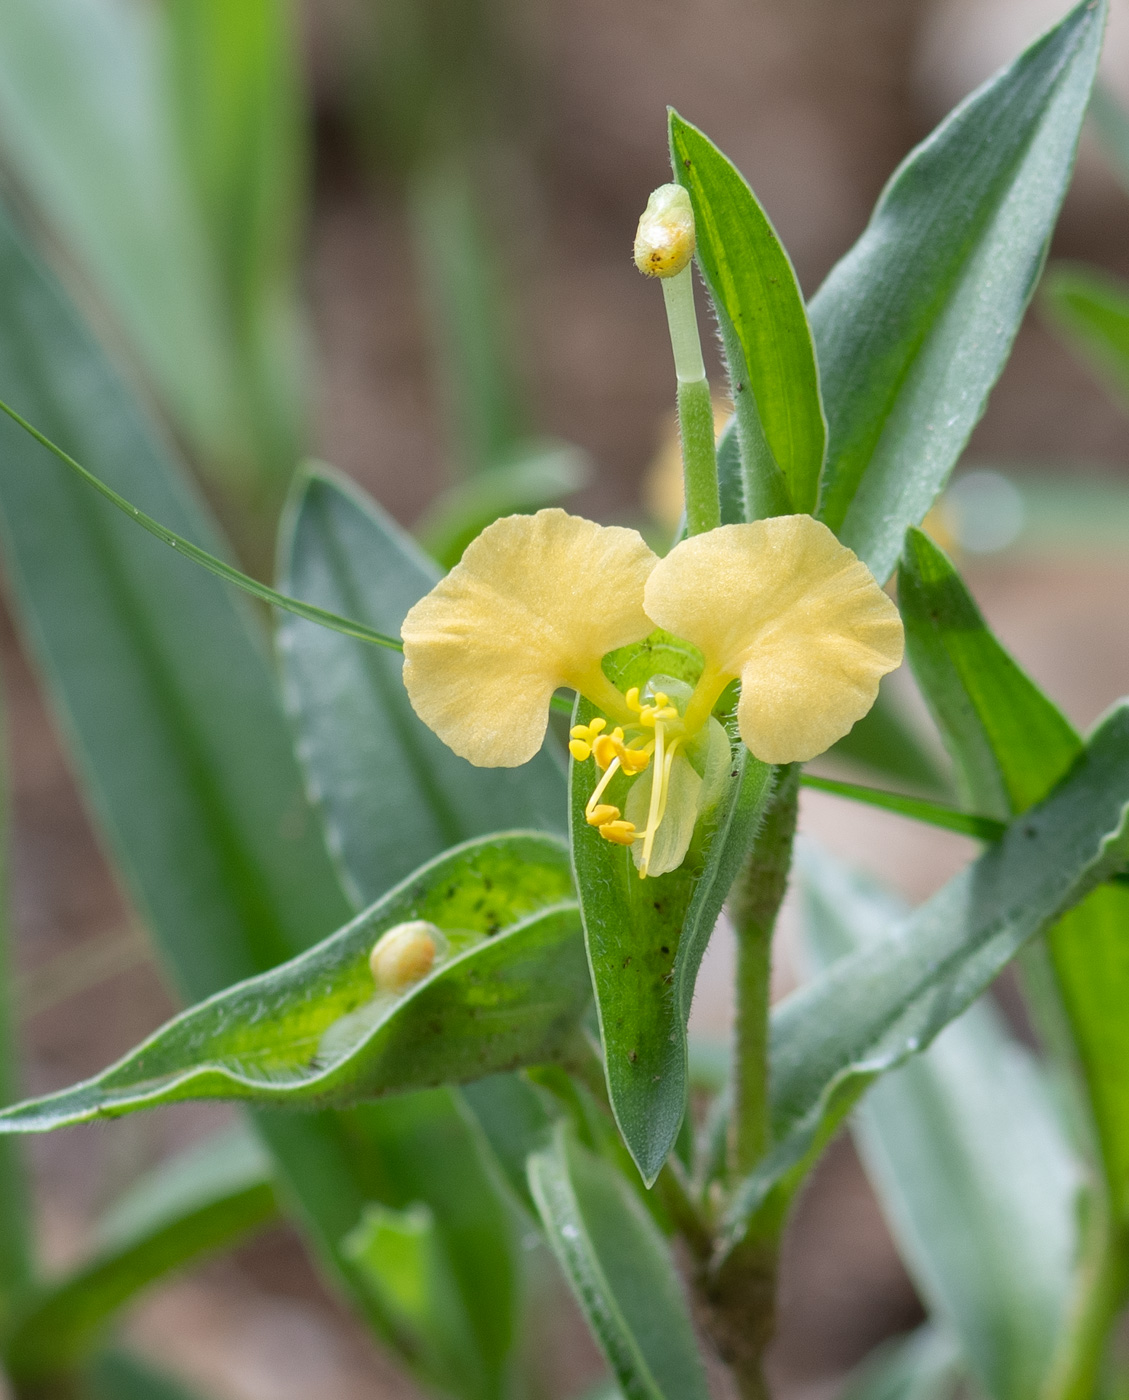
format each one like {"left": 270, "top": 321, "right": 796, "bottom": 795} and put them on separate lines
{"left": 634, "top": 184, "right": 695, "bottom": 278}
{"left": 370, "top": 920, "right": 440, "bottom": 993}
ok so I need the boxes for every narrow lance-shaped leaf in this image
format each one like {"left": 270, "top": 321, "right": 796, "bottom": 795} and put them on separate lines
{"left": 801, "top": 843, "right": 1079, "bottom": 1400}
{"left": 571, "top": 639, "right": 772, "bottom": 1184}
{"left": 670, "top": 112, "right": 825, "bottom": 516}
{"left": 899, "top": 527, "right": 1129, "bottom": 1231}
{"left": 723, "top": 700, "right": 1129, "bottom": 1249}
{"left": 528, "top": 1125, "right": 710, "bottom": 1400}
{"left": 0, "top": 835, "right": 588, "bottom": 1130}
{"left": 0, "top": 0, "right": 245, "bottom": 481}
{"left": 277, "top": 468, "right": 564, "bottom": 909}
{"left": 812, "top": 0, "right": 1105, "bottom": 581}
{"left": 0, "top": 196, "right": 434, "bottom": 1336}
{"left": 162, "top": 0, "right": 310, "bottom": 488}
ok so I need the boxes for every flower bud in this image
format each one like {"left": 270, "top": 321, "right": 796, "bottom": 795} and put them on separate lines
{"left": 634, "top": 184, "right": 695, "bottom": 278}
{"left": 369, "top": 920, "right": 441, "bottom": 992}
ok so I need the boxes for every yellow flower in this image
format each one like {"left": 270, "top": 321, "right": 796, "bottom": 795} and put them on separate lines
{"left": 645, "top": 516, "right": 904, "bottom": 764}
{"left": 401, "top": 509, "right": 656, "bottom": 767}
{"left": 401, "top": 508, "right": 903, "bottom": 876}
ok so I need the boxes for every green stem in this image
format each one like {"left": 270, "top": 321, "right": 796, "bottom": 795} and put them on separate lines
{"left": 661, "top": 268, "right": 719, "bottom": 535}
{"left": 728, "top": 765, "right": 799, "bottom": 1179}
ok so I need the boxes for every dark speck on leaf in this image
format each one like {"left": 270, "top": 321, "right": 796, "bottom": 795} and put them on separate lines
{"left": 1025, "top": 826, "right": 1037, "bottom": 838}
{"left": 483, "top": 877, "right": 493, "bottom": 891}
{"left": 486, "top": 922, "right": 501, "bottom": 936}
{"left": 660, "top": 946, "right": 669, "bottom": 955}
{"left": 623, "top": 955, "right": 632, "bottom": 968}
{"left": 629, "top": 1049, "right": 638, "bottom": 1063}
{"left": 653, "top": 902, "right": 662, "bottom": 912}
{"left": 683, "top": 158, "right": 691, "bottom": 168}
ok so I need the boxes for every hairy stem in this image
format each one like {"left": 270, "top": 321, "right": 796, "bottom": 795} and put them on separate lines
{"left": 728, "top": 765, "right": 799, "bottom": 1179}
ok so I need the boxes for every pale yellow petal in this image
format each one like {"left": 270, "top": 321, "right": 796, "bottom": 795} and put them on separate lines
{"left": 644, "top": 515, "right": 904, "bottom": 763}
{"left": 401, "top": 509, "right": 657, "bottom": 766}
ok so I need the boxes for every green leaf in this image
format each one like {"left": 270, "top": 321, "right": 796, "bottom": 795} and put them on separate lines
{"left": 277, "top": 468, "right": 564, "bottom": 909}
{"left": 801, "top": 844, "right": 1079, "bottom": 1400}
{"left": 0, "top": 835, "right": 586, "bottom": 1131}
{"left": 162, "top": 0, "right": 309, "bottom": 486}
{"left": 571, "top": 657, "right": 772, "bottom": 1184}
{"left": 458, "top": 1072, "right": 556, "bottom": 1217}
{"left": 799, "top": 774, "right": 1003, "bottom": 842}
{"left": 0, "top": 0, "right": 250, "bottom": 487}
{"left": 415, "top": 440, "right": 590, "bottom": 569}
{"left": 1041, "top": 263, "right": 1129, "bottom": 415}
{"left": 336, "top": 1088, "right": 520, "bottom": 1400}
{"left": 528, "top": 1125, "right": 709, "bottom": 1400}
{"left": 724, "top": 701, "right": 1129, "bottom": 1246}
{"left": 840, "top": 1328, "right": 963, "bottom": 1400}
{"left": 0, "top": 195, "right": 440, "bottom": 1337}
{"left": 899, "top": 527, "right": 1081, "bottom": 820}
{"left": 811, "top": 0, "right": 1105, "bottom": 581}
{"left": 670, "top": 112, "right": 825, "bottom": 515}
{"left": 3, "top": 1129, "right": 278, "bottom": 1381}
{"left": 825, "top": 679, "right": 950, "bottom": 796}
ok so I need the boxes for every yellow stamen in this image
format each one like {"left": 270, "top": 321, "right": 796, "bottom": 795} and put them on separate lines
{"left": 587, "top": 803, "right": 620, "bottom": 827}
{"left": 625, "top": 687, "right": 642, "bottom": 713}
{"left": 639, "top": 721, "right": 666, "bottom": 877}
{"left": 618, "top": 743, "right": 653, "bottom": 775}
{"left": 592, "top": 733, "right": 621, "bottom": 769}
{"left": 585, "top": 755, "right": 622, "bottom": 818}
{"left": 599, "top": 819, "right": 637, "bottom": 846}
{"left": 569, "top": 739, "right": 591, "bottom": 762}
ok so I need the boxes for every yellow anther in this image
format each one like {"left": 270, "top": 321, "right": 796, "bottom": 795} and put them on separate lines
{"left": 592, "top": 734, "right": 621, "bottom": 770}
{"left": 599, "top": 819, "right": 638, "bottom": 846}
{"left": 653, "top": 692, "right": 669, "bottom": 708}
{"left": 625, "top": 687, "right": 642, "bottom": 713}
{"left": 570, "top": 717, "right": 607, "bottom": 745}
{"left": 619, "top": 745, "right": 652, "bottom": 775}
{"left": 569, "top": 739, "right": 592, "bottom": 762}
{"left": 587, "top": 803, "right": 620, "bottom": 827}
{"left": 639, "top": 708, "right": 657, "bottom": 729}
{"left": 653, "top": 706, "right": 679, "bottom": 722}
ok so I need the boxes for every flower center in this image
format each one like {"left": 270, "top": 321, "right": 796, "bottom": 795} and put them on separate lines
{"left": 570, "top": 681, "right": 705, "bottom": 878}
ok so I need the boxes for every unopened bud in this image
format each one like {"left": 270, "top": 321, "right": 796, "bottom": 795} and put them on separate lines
{"left": 370, "top": 920, "right": 441, "bottom": 992}
{"left": 634, "top": 184, "right": 695, "bottom": 278}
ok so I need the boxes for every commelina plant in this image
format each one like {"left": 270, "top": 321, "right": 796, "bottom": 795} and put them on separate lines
{"left": 1, "top": 4, "right": 1129, "bottom": 1400}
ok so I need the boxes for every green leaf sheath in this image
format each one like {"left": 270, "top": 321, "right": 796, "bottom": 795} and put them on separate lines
{"left": 277, "top": 468, "right": 564, "bottom": 910}
{"left": 0, "top": 835, "right": 588, "bottom": 1130}
{"left": 811, "top": 0, "right": 1105, "bottom": 581}
{"left": 0, "top": 662, "right": 33, "bottom": 1327}
{"left": 528, "top": 1126, "right": 710, "bottom": 1400}
{"left": 670, "top": 111, "right": 825, "bottom": 516}
{"left": 802, "top": 845, "right": 1078, "bottom": 1400}
{"left": 3, "top": 1131, "right": 279, "bottom": 1381}
{"left": 1041, "top": 263, "right": 1129, "bottom": 414}
{"left": 724, "top": 701, "right": 1129, "bottom": 1248}
{"left": 571, "top": 656, "right": 772, "bottom": 1184}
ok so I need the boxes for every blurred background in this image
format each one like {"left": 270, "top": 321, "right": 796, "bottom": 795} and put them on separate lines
{"left": 4, "top": 0, "right": 1129, "bottom": 1396}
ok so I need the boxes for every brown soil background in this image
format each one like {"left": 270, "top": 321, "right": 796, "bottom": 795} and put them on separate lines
{"left": 8, "top": 0, "right": 1129, "bottom": 1396}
